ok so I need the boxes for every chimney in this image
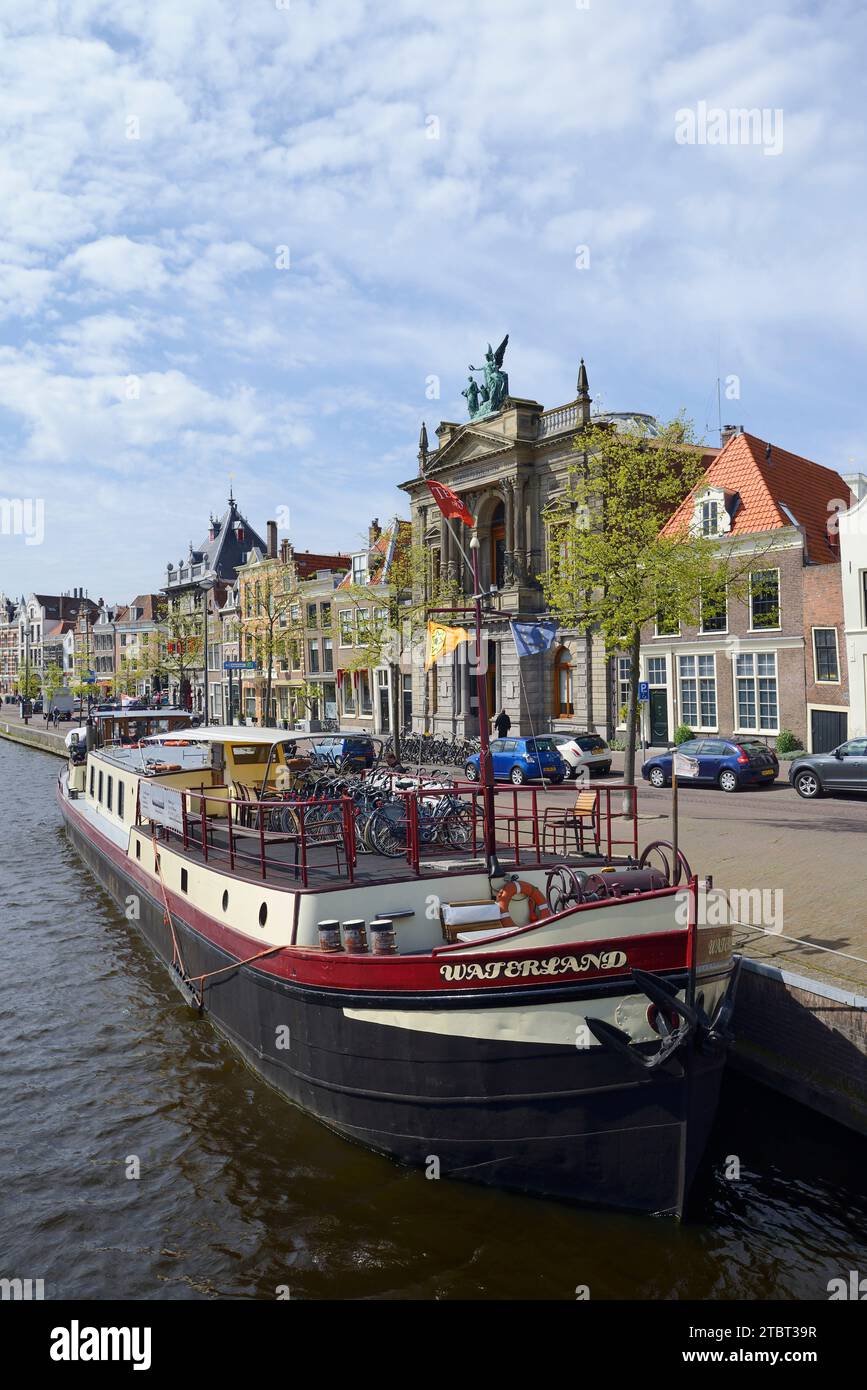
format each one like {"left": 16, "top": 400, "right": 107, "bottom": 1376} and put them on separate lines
{"left": 720, "top": 424, "right": 743, "bottom": 448}
{"left": 765, "top": 442, "right": 773, "bottom": 465}
{"left": 369, "top": 518, "right": 381, "bottom": 547}
{"left": 279, "top": 538, "right": 290, "bottom": 564}
{"left": 267, "top": 520, "right": 278, "bottom": 559}
{"left": 842, "top": 472, "right": 867, "bottom": 502}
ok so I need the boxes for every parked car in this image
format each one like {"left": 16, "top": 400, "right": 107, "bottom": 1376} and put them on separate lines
{"left": 789, "top": 739, "right": 867, "bottom": 798}
{"left": 310, "top": 733, "right": 376, "bottom": 770}
{"left": 465, "top": 736, "right": 568, "bottom": 785}
{"left": 641, "top": 738, "right": 779, "bottom": 792}
{"left": 549, "top": 731, "right": 612, "bottom": 778}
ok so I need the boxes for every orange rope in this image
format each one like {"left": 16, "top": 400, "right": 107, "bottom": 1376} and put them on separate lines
{"left": 150, "top": 827, "right": 188, "bottom": 977}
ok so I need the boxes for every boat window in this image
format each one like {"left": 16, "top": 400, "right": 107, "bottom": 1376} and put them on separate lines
{"left": 98, "top": 771, "right": 103, "bottom": 803}
{"left": 118, "top": 781, "right": 125, "bottom": 820}
{"left": 107, "top": 776, "right": 113, "bottom": 812}
{"left": 89, "top": 766, "right": 94, "bottom": 797}
{"left": 135, "top": 840, "right": 141, "bottom": 860}
{"left": 259, "top": 902, "right": 268, "bottom": 928}
{"left": 181, "top": 868, "right": 188, "bottom": 893}
{"left": 222, "top": 890, "right": 229, "bottom": 912}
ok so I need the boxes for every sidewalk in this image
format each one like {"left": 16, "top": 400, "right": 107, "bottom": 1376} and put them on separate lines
{"left": 0, "top": 707, "right": 69, "bottom": 756}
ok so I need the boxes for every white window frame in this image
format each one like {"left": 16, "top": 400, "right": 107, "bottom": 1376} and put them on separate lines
{"left": 678, "top": 652, "right": 718, "bottom": 732}
{"left": 749, "top": 568, "right": 782, "bottom": 633}
{"left": 732, "top": 650, "right": 780, "bottom": 735}
{"left": 699, "top": 581, "right": 728, "bottom": 635}
{"left": 812, "top": 626, "right": 840, "bottom": 684}
{"left": 338, "top": 610, "right": 353, "bottom": 647}
{"left": 616, "top": 656, "right": 631, "bottom": 728}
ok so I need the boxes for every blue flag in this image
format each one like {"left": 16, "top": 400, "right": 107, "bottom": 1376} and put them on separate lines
{"left": 510, "top": 619, "right": 559, "bottom": 658}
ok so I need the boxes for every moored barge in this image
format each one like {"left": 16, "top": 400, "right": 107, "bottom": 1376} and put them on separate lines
{"left": 58, "top": 725, "right": 740, "bottom": 1215}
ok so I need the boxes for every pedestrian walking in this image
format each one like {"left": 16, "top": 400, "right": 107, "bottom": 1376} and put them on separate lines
{"left": 493, "top": 708, "right": 511, "bottom": 739}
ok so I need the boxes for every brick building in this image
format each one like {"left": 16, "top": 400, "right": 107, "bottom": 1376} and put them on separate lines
{"left": 633, "top": 428, "right": 852, "bottom": 752}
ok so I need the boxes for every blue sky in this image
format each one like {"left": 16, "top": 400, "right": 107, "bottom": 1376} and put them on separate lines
{"left": 0, "top": 0, "right": 865, "bottom": 600}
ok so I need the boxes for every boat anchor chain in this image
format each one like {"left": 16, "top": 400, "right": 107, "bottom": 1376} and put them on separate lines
{"left": 586, "top": 961, "right": 742, "bottom": 1075}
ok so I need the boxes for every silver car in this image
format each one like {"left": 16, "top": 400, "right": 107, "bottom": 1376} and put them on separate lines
{"left": 789, "top": 738, "right": 867, "bottom": 798}
{"left": 550, "top": 732, "right": 612, "bottom": 779}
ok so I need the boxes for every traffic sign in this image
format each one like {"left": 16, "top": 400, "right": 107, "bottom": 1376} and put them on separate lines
{"left": 224, "top": 660, "right": 257, "bottom": 671}
{"left": 638, "top": 680, "right": 650, "bottom": 702}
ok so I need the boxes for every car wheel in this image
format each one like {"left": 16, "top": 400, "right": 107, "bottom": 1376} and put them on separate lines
{"left": 510, "top": 766, "right": 526, "bottom": 785}
{"left": 648, "top": 766, "right": 667, "bottom": 788}
{"left": 464, "top": 762, "right": 479, "bottom": 782}
{"left": 718, "top": 769, "right": 739, "bottom": 793}
{"left": 794, "top": 770, "right": 822, "bottom": 799}
{"left": 569, "top": 765, "right": 581, "bottom": 780}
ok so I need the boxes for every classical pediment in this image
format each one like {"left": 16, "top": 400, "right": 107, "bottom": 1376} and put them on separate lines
{"left": 428, "top": 424, "right": 512, "bottom": 474}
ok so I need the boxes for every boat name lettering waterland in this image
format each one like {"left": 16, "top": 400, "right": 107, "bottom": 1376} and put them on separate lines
{"left": 439, "top": 950, "right": 628, "bottom": 982}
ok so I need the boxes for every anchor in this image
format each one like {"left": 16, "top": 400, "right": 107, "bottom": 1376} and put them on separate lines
{"left": 586, "top": 961, "right": 742, "bottom": 1075}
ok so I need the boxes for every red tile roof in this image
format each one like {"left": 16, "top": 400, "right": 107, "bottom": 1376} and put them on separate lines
{"left": 294, "top": 551, "right": 350, "bottom": 579}
{"left": 662, "top": 431, "right": 852, "bottom": 564}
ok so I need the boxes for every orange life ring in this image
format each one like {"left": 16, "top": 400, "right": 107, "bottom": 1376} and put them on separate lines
{"left": 497, "top": 880, "right": 549, "bottom": 923}
{"left": 163, "top": 739, "right": 190, "bottom": 746}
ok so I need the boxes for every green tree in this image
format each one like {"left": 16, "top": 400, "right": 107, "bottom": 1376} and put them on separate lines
{"left": 541, "top": 416, "right": 749, "bottom": 798}
{"left": 340, "top": 534, "right": 460, "bottom": 759}
{"left": 156, "top": 599, "right": 203, "bottom": 708}
{"left": 42, "top": 662, "right": 65, "bottom": 707}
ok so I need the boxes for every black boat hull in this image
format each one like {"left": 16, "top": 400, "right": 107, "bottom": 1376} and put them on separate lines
{"left": 62, "top": 803, "right": 731, "bottom": 1216}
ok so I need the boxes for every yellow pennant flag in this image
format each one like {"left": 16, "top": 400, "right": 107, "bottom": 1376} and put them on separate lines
{"left": 425, "top": 620, "right": 469, "bottom": 670}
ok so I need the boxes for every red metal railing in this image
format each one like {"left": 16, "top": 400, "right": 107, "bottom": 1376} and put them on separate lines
{"left": 138, "top": 780, "right": 639, "bottom": 885}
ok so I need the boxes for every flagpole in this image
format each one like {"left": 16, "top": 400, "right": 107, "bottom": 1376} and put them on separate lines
{"left": 513, "top": 645, "right": 548, "bottom": 792}
{"left": 470, "top": 532, "right": 502, "bottom": 880}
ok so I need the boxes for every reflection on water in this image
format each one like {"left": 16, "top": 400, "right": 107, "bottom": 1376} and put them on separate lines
{"left": 1, "top": 739, "right": 865, "bottom": 1300}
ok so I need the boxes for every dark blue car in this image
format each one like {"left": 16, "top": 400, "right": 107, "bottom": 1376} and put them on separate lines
{"left": 465, "top": 736, "right": 568, "bottom": 785}
{"left": 641, "top": 738, "right": 779, "bottom": 793}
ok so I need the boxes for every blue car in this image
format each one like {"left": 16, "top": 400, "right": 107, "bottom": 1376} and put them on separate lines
{"left": 464, "top": 736, "right": 568, "bottom": 785}
{"left": 641, "top": 737, "right": 779, "bottom": 793}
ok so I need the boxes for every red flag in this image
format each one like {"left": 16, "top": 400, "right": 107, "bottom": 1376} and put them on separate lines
{"left": 425, "top": 479, "right": 474, "bottom": 528}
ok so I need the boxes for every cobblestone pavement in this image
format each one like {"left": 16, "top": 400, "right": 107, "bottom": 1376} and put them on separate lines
{"left": 540, "top": 753, "right": 867, "bottom": 993}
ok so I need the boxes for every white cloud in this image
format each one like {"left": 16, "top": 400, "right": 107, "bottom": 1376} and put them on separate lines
{"left": 63, "top": 236, "right": 169, "bottom": 295}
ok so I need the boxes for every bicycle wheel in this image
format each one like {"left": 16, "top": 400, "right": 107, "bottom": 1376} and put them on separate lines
{"left": 368, "top": 804, "right": 409, "bottom": 858}
{"left": 445, "top": 802, "right": 473, "bottom": 848}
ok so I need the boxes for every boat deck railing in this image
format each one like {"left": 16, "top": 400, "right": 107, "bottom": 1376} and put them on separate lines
{"left": 136, "top": 781, "right": 639, "bottom": 888}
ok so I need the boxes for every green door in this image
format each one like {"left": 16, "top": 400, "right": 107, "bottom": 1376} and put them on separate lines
{"left": 649, "top": 689, "right": 669, "bottom": 744}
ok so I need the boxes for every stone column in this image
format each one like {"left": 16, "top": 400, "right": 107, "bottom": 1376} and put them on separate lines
{"left": 504, "top": 480, "right": 515, "bottom": 586}
{"left": 514, "top": 476, "right": 526, "bottom": 585}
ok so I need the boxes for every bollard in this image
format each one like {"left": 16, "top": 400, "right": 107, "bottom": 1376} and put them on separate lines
{"left": 317, "top": 919, "right": 343, "bottom": 953}
{"left": 342, "top": 919, "right": 368, "bottom": 954}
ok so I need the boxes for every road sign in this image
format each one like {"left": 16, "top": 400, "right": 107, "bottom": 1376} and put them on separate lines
{"left": 638, "top": 680, "right": 650, "bottom": 702}
{"left": 224, "top": 660, "right": 257, "bottom": 671}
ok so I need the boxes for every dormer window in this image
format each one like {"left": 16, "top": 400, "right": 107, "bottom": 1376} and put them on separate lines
{"left": 701, "top": 499, "right": 719, "bottom": 536}
{"left": 691, "top": 487, "right": 732, "bottom": 539}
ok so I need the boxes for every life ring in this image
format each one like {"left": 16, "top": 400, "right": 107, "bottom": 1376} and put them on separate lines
{"left": 497, "top": 880, "right": 550, "bottom": 923}
{"left": 163, "top": 739, "right": 191, "bottom": 746}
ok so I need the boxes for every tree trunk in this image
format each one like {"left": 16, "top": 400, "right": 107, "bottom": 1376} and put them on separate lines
{"left": 623, "top": 625, "right": 642, "bottom": 815}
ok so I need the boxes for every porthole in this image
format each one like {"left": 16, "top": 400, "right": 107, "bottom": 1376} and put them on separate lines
{"left": 258, "top": 901, "right": 268, "bottom": 928}
{"left": 222, "top": 890, "right": 229, "bottom": 913}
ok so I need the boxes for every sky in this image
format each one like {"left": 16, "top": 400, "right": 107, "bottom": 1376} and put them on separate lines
{"left": 0, "top": 0, "right": 865, "bottom": 602}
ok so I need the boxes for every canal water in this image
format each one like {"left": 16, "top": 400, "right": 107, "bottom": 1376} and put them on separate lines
{"left": 2, "top": 738, "right": 866, "bottom": 1301}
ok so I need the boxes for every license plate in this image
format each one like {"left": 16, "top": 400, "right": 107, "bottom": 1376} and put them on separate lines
{"left": 761, "top": 767, "right": 775, "bottom": 776}
{"left": 591, "top": 746, "right": 604, "bottom": 755}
